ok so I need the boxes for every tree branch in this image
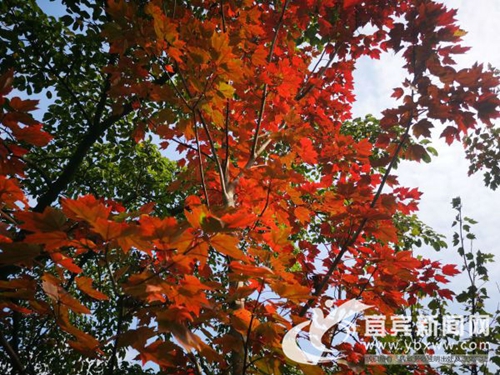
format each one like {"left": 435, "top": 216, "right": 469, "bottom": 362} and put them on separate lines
{"left": 0, "top": 331, "right": 27, "bottom": 375}
{"left": 171, "top": 137, "right": 214, "bottom": 160}
{"left": 168, "top": 62, "right": 230, "bottom": 203}
{"left": 106, "top": 295, "right": 124, "bottom": 375}
{"left": 196, "top": 111, "right": 230, "bottom": 205}
{"left": 34, "top": 101, "right": 134, "bottom": 212}
{"left": 223, "top": 99, "right": 230, "bottom": 181}
{"left": 249, "top": 0, "right": 289, "bottom": 161}
{"left": 92, "top": 56, "right": 117, "bottom": 127}
{"left": 242, "top": 280, "right": 265, "bottom": 374}
{"left": 299, "top": 106, "right": 415, "bottom": 317}
{"left": 20, "top": 155, "right": 53, "bottom": 187}
{"left": 166, "top": 70, "right": 192, "bottom": 111}
{"left": 33, "top": 67, "right": 172, "bottom": 212}
{"left": 193, "top": 112, "right": 210, "bottom": 207}
{"left": 17, "top": 19, "right": 93, "bottom": 125}
{"left": 295, "top": 45, "right": 338, "bottom": 101}
{"left": 219, "top": 0, "right": 227, "bottom": 33}
{"left": 188, "top": 352, "right": 205, "bottom": 375}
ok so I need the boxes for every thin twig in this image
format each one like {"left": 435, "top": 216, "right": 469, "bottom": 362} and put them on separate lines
{"left": 193, "top": 112, "right": 211, "bottom": 207}
{"left": 17, "top": 23, "right": 93, "bottom": 125}
{"left": 170, "top": 60, "right": 229, "bottom": 202}
{"left": 251, "top": 181, "right": 272, "bottom": 232}
{"left": 197, "top": 112, "right": 229, "bottom": 203}
{"left": 19, "top": 156, "right": 53, "bottom": 187}
{"left": 171, "top": 137, "right": 214, "bottom": 160}
{"left": 299, "top": 103, "right": 415, "bottom": 317}
{"left": 106, "top": 295, "right": 124, "bottom": 375}
{"left": 188, "top": 352, "right": 204, "bottom": 375}
{"left": 220, "top": 0, "right": 227, "bottom": 33}
{"left": 223, "top": 99, "right": 230, "bottom": 182}
{"left": 138, "top": 105, "right": 214, "bottom": 160}
{"left": 249, "top": 0, "right": 290, "bottom": 161}
{"left": 165, "top": 70, "right": 192, "bottom": 111}
{"left": 295, "top": 45, "right": 339, "bottom": 101}
{"left": 0, "top": 331, "right": 27, "bottom": 375}
{"left": 242, "top": 279, "right": 265, "bottom": 374}
{"left": 0, "top": 208, "right": 18, "bottom": 225}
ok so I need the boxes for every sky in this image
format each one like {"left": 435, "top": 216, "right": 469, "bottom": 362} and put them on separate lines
{"left": 352, "top": 0, "right": 500, "bottom": 315}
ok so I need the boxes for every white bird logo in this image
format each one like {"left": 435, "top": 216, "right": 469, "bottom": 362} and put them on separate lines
{"left": 282, "top": 299, "right": 372, "bottom": 364}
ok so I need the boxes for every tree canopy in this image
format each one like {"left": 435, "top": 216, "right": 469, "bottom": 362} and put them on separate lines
{"left": 0, "top": 0, "right": 499, "bottom": 375}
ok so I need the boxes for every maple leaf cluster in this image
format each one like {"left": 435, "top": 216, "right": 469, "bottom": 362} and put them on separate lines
{"left": 0, "top": 1, "right": 498, "bottom": 374}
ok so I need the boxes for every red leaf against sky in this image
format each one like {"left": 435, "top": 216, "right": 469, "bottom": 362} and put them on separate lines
{"left": 76, "top": 276, "right": 109, "bottom": 300}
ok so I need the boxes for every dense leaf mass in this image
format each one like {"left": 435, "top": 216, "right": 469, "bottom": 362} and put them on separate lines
{"left": 0, "top": 0, "right": 498, "bottom": 374}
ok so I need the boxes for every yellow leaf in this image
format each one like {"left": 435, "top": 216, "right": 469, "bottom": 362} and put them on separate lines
{"left": 217, "top": 82, "right": 235, "bottom": 99}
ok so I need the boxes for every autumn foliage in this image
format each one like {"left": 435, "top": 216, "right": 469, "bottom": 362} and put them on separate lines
{"left": 0, "top": 0, "right": 499, "bottom": 374}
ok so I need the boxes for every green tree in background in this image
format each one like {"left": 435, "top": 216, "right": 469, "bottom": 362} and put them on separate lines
{"left": 1, "top": 1, "right": 184, "bottom": 374}
{"left": 0, "top": 1, "right": 498, "bottom": 375}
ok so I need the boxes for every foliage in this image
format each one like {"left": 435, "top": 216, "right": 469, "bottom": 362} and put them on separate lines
{"left": 447, "top": 197, "right": 499, "bottom": 375}
{"left": 463, "top": 66, "right": 500, "bottom": 191}
{"left": 0, "top": 1, "right": 499, "bottom": 375}
{"left": 362, "top": 199, "right": 499, "bottom": 375}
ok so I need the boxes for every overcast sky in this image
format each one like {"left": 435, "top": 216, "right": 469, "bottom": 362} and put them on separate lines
{"left": 352, "top": 0, "right": 500, "bottom": 313}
